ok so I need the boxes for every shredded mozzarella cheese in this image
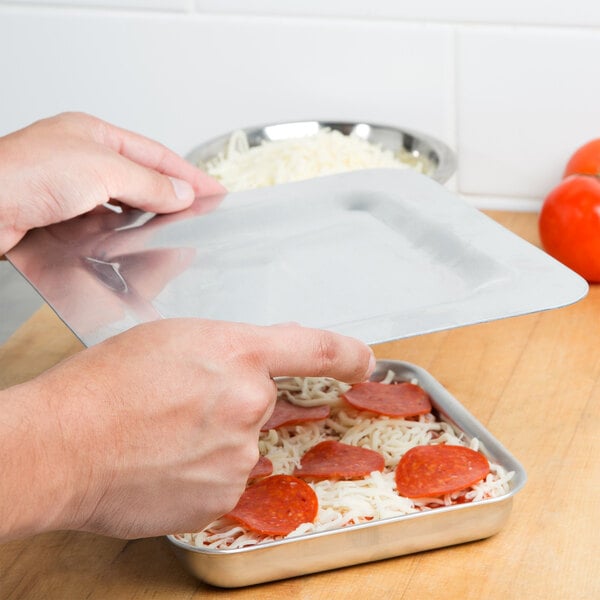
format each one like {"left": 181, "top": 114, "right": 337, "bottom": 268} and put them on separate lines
{"left": 176, "top": 376, "right": 514, "bottom": 550}
{"left": 203, "top": 128, "right": 421, "bottom": 192}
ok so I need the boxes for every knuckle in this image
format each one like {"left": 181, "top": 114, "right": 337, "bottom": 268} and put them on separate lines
{"left": 59, "top": 110, "right": 91, "bottom": 123}
{"left": 314, "top": 333, "right": 339, "bottom": 373}
{"left": 239, "top": 444, "right": 260, "bottom": 474}
{"left": 51, "top": 111, "right": 98, "bottom": 133}
{"left": 216, "top": 449, "right": 260, "bottom": 510}
{"left": 218, "top": 327, "right": 269, "bottom": 372}
{"left": 236, "top": 380, "right": 275, "bottom": 426}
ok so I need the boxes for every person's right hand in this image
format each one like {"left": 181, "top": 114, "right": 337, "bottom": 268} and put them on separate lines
{"left": 0, "top": 319, "right": 374, "bottom": 541}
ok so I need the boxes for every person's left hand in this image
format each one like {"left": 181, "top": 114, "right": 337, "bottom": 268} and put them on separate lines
{"left": 0, "top": 112, "right": 225, "bottom": 254}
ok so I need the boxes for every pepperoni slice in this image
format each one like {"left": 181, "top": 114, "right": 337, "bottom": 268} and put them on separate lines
{"left": 342, "top": 381, "right": 432, "bottom": 418}
{"left": 248, "top": 455, "right": 273, "bottom": 481}
{"left": 226, "top": 475, "right": 318, "bottom": 536}
{"left": 395, "top": 444, "right": 490, "bottom": 498}
{"left": 261, "top": 398, "right": 330, "bottom": 431}
{"left": 293, "top": 440, "right": 385, "bottom": 481}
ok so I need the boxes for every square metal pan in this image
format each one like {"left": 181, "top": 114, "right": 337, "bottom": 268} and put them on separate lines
{"left": 167, "top": 359, "right": 527, "bottom": 588}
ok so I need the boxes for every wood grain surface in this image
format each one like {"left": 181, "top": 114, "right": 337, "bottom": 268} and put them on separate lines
{"left": 1, "top": 211, "right": 598, "bottom": 599}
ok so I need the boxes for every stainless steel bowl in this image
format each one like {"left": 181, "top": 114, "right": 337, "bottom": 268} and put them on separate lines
{"left": 186, "top": 120, "right": 456, "bottom": 184}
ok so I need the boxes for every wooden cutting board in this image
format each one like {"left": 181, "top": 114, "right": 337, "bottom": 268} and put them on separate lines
{"left": 0, "top": 211, "right": 598, "bottom": 599}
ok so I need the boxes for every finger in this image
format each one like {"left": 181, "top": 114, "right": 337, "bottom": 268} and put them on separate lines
{"left": 102, "top": 152, "right": 217, "bottom": 214}
{"left": 257, "top": 324, "right": 376, "bottom": 384}
{"left": 96, "top": 119, "right": 226, "bottom": 198}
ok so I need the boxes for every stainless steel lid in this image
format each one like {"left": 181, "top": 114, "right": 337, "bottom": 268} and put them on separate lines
{"left": 7, "top": 169, "right": 587, "bottom": 347}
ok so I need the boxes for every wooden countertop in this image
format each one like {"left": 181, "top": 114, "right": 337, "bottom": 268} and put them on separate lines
{"left": 1, "top": 211, "right": 598, "bottom": 599}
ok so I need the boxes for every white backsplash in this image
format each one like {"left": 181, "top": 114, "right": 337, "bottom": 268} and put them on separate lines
{"left": 1, "top": 1, "right": 599, "bottom": 209}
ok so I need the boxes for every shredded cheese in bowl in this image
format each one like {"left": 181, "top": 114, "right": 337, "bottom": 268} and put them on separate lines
{"left": 203, "top": 128, "right": 422, "bottom": 192}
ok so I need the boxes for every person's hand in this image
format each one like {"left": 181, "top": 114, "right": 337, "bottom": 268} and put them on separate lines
{"left": 0, "top": 112, "right": 225, "bottom": 254}
{"left": 0, "top": 319, "right": 375, "bottom": 541}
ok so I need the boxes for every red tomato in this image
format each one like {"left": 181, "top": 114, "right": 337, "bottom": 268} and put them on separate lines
{"left": 538, "top": 174, "right": 600, "bottom": 282}
{"left": 564, "top": 139, "right": 600, "bottom": 177}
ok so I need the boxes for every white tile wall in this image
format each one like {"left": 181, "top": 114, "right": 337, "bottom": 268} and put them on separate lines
{"left": 457, "top": 26, "right": 600, "bottom": 200}
{"left": 193, "top": 1, "right": 600, "bottom": 28}
{"left": 1, "top": 1, "right": 599, "bottom": 208}
{"left": 8, "top": 0, "right": 600, "bottom": 26}
{"left": 0, "top": 8, "right": 454, "bottom": 161}
{"left": 3, "top": 1, "right": 192, "bottom": 11}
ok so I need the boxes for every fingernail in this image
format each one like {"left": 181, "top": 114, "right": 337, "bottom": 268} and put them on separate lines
{"left": 366, "top": 350, "right": 377, "bottom": 378}
{"left": 169, "top": 176, "right": 194, "bottom": 202}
